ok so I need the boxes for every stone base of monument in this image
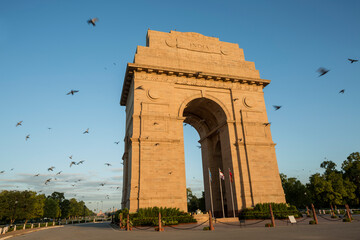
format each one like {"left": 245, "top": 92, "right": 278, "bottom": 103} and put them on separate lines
{"left": 214, "top": 217, "right": 238, "bottom": 223}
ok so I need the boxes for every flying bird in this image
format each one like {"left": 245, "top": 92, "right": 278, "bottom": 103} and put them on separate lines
{"left": 197, "top": 146, "right": 201, "bottom": 149}
{"left": 77, "top": 160, "right": 85, "bottom": 165}
{"left": 168, "top": 171, "right": 172, "bottom": 175}
{"left": 25, "top": 135, "right": 30, "bottom": 141}
{"left": 48, "top": 166, "right": 55, "bottom": 171}
{"left": 317, "top": 67, "right": 330, "bottom": 77}
{"left": 135, "top": 86, "right": 144, "bottom": 90}
{"left": 104, "top": 163, "right": 112, "bottom": 167}
{"left": 45, "top": 178, "right": 52, "bottom": 185}
{"left": 348, "top": 58, "right": 358, "bottom": 64}
{"left": 71, "top": 184, "right": 76, "bottom": 187}
{"left": 69, "top": 155, "right": 73, "bottom": 159}
{"left": 0, "top": 171, "right": 4, "bottom": 174}
{"left": 263, "top": 122, "right": 271, "bottom": 126}
{"left": 116, "top": 187, "right": 120, "bottom": 190}
{"left": 66, "top": 90, "right": 79, "bottom": 95}
{"left": 100, "top": 183, "right": 105, "bottom": 186}
{"left": 16, "top": 121, "right": 23, "bottom": 127}
{"left": 87, "top": 18, "right": 99, "bottom": 26}
{"left": 10, "top": 168, "right": 14, "bottom": 171}
{"left": 56, "top": 171, "right": 62, "bottom": 175}
{"left": 48, "top": 128, "right": 52, "bottom": 131}
{"left": 70, "top": 161, "right": 76, "bottom": 167}
{"left": 114, "top": 141, "right": 120, "bottom": 144}
{"left": 34, "top": 173, "right": 40, "bottom": 177}
{"left": 83, "top": 128, "right": 89, "bottom": 134}
{"left": 273, "top": 105, "right": 282, "bottom": 111}
{"left": 339, "top": 89, "right": 345, "bottom": 94}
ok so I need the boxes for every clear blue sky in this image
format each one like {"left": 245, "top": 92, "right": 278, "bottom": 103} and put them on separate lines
{"left": 0, "top": 0, "right": 359, "bottom": 212}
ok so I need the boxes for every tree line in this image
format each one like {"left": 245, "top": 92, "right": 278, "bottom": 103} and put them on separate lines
{"left": 281, "top": 152, "right": 360, "bottom": 208}
{"left": 0, "top": 191, "right": 94, "bottom": 225}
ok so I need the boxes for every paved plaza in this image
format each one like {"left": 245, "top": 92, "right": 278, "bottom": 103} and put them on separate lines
{"left": 4, "top": 216, "right": 360, "bottom": 240}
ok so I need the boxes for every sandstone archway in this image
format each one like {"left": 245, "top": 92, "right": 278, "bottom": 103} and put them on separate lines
{"left": 120, "top": 30, "right": 285, "bottom": 215}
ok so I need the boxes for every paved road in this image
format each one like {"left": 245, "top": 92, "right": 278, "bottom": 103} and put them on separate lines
{"left": 7, "top": 220, "right": 360, "bottom": 240}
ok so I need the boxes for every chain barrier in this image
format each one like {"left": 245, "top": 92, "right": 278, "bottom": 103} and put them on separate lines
{"left": 241, "top": 219, "right": 266, "bottom": 226}
{"left": 166, "top": 220, "right": 209, "bottom": 230}
{"left": 132, "top": 225, "right": 154, "bottom": 231}
{"left": 297, "top": 216, "right": 310, "bottom": 222}
{"left": 317, "top": 215, "right": 343, "bottom": 221}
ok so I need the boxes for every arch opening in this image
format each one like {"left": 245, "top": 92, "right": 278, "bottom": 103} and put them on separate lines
{"left": 182, "top": 97, "right": 232, "bottom": 217}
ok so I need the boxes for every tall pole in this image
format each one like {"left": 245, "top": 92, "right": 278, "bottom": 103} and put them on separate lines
{"left": 219, "top": 169, "right": 225, "bottom": 218}
{"left": 228, "top": 168, "right": 235, "bottom": 218}
{"left": 208, "top": 168, "right": 214, "bottom": 217}
{"left": 311, "top": 204, "right": 318, "bottom": 224}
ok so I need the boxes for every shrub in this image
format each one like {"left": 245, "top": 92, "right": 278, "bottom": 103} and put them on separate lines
{"left": 238, "top": 203, "right": 302, "bottom": 220}
{"left": 309, "top": 220, "right": 317, "bottom": 224}
{"left": 203, "top": 226, "right": 210, "bottom": 230}
{"left": 343, "top": 218, "right": 352, "bottom": 222}
{"left": 265, "top": 223, "right": 273, "bottom": 227}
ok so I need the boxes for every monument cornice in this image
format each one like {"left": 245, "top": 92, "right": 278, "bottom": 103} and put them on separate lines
{"left": 120, "top": 63, "right": 271, "bottom": 106}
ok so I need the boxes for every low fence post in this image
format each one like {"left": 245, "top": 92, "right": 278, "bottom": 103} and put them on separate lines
{"left": 119, "top": 213, "right": 123, "bottom": 229}
{"left": 31, "top": 224, "right": 33, "bottom": 229}
{"left": 269, "top": 204, "right": 276, "bottom": 227}
{"left": 311, "top": 204, "right": 318, "bottom": 224}
{"left": 126, "top": 214, "right": 131, "bottom": 231}
{"left": 38, "top": 223, "right": 40, "bottom": 228}
{"left": 45, "top": 222, "right": 48, "bottom": 227}
{"left": 14, "top": 225, "right": 16, "bottom": 231}
{"left": 209, "top": 210, "right": 214, "bottom": 230}
{"left": 306, "top": 206, "right": 310, "bottom": 216}
{"left": 157, "top": 212, "right": 164, "bottom": 232}
{"left": 23, "top": 224, "right": 26, "bottom": 230}
{"left": 330, "top": 204, "right": 335, "bottom": 217}
{"left": 345, "top": 204, "right": 352, "bottom": 222}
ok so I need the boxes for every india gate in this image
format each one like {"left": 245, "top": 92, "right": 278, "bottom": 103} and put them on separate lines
{"left": 120, "top": 30, "right": 285, "bottom": 216}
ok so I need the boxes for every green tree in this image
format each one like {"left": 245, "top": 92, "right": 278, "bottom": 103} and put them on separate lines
{"left": 187, "top": 188, "right": 200, "bottom": 212}
{"left": 342, "top": 152, "right": 360, "bottom": 206}
{"left": 0, "top": 190, "right": 22, "bottom": 224}
{"left": 69, "top": 198, "right": 80, "bottom": 219}
{"left": 307, "top": 161, "right": 356, "bottom": 207}
{"left": 43, "top": 198, "right": 61, "bottom": 219}
{"left": 18, "top": 191, "right": 45, "bottom": 224}
{"left": 60, "top": 199, "right": 71, "bottom": 219}
{"left": 280, "top": 174, "right": 310, "bottom": 208}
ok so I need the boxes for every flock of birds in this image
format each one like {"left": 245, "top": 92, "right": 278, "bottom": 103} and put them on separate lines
{"left": 0, "top": 17, "right": 124, "bottom": 207}
{"left": 271, "top": 58, "right": 358, "bottom": 112}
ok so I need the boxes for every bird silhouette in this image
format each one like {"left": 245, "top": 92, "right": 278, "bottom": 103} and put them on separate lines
{"left": 153, "top": 122, "right": 159, "bottom": 125}
{"left": 317, "top": 67, "right": 330, "bottom": 77}
{"left": 47, "top": 166, "right": 55, "bottom": 171}
{"left": 114, "top": 141, "right": 120, "bottom": 144}
{"left": 70, "top": 161, "right": 76, "bottom": 167}
{"left": 168, "top": 171, "right": 172, "bottom": 175}
{"left": 77, "top": 160, "right": 85, "bottom": 165}
{"left": 154, "top": 143, "right": 159, "bottom": 146}
{"left": 10, "top": 168, "right": 14, "bottom": 171}
{"left": 25, "top": 135, "right": 30, "bottom": 141}
{"left": 348, "top": 58, "right": 358, "bottom": 64}
{"left": 87, "top": 18, "right": 99, "bottom": 26}
{"left": 45, "top": 178, "right": 52, "bottom": 185}
{"left": 16, "top": 121, "right": 23, "bottom": 127}
{"left": 71, "top": 184, "right": 76, "bottom": 187}
{"left": 116, "top": 187, "right": 120, "bottom": 190}
{"left": 83, "top": 128, "right": 89, "bottom": 134}
{"left": 184, "top": 123, "right": 187, "bottom": 126}
{"left": 56, "top": 171, "right": 62, "bottom": 175}
{"left": 135, "top": 86, "right": 145, "bottom": 90}
{"left": 0, "top": 171, "right": 4, "bottom": 174}
{"left": 48, "top": 128, "right": 52, "bottom": 131}
{"left": 66, "top": 90, "right": 79, "bottom": 95}
{"left": 34, "top": 173, "right": 40, "bottom": 177}
{"left": 104, "top": 163, "right": 112, "bottom": 167}
{"left": 273, "top": 105, "right": 282, "bottom": 111}
{"left": 69, "top": 155, "right": 73, "bottom": 159}
{"left": 339, "top": 89, "right": 345, "bottom": 94}
{"left": 100, "top": 183, "right": 105, "bottom": 186}
{"left": 197, "top": 146, "right": 201, "bottom": 149}
{"left": 263, "top": 122, "right": 271, "bottom": 126}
